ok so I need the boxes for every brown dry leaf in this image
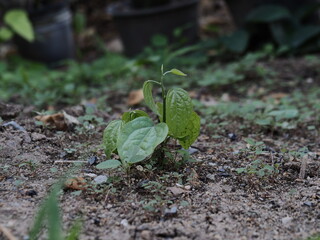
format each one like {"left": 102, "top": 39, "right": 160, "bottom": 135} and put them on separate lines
{"left": 127, "top": 89, "right": 144, "bottom": 106}
{"left": 264, "top": 92, "right": 288, "bottom": 101}
{"left": 167, "top": 186, "right": 188, "bottom": 196}
{"left": 35, "top": 113, "right": 66, "bottom": 130}
{"left": 65, "top": 177, "right": 87, "bottom": 190}
{"left": 188, "top": 168, "right": 200, "bottom": 187}
{"left": 35, "top": 112, "right": 79, "bottom": 131}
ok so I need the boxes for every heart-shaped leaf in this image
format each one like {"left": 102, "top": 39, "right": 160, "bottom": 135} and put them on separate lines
{"left": 178, "top": 111, "right": 201, "bottom": 149}
{"left": 117, "top": 117, "right": 168, "bottom": 164}
{"left": 103, "top": 120, "right": 123, "bottom": 158}
{"left": 166, "top": 88, "right": 193, "bottom": 138}
{"left": 143, "top": 81, "right": 160, "bottom": 115}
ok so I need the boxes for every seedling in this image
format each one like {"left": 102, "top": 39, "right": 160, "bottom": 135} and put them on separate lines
{"left": 97, "top": 66, "right": 200, "bottom": 171}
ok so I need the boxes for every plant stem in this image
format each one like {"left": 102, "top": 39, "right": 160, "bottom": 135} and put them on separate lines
{"left": 161, "top": 75, "right": 166, "bottom": 123}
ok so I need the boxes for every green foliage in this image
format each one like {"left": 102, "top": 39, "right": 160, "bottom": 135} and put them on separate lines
{"left": 198, "top": 52, "right": 266, "bottom": 87}
{"left": 236, "top": 159, "right": 279, "bottom": 178}
{"left": 202, "top": 88, "right": 320, "bottom": 131}
{"left": 2, "top": 9, "right": 34, "bottom": 42}
{"left": 0, "top": 52, "right": 130, "bottom": 108}
{"left": 221, "top": 3, "right": 320, "bottom": 54}
{"left": 99, "top": 66, "right": 200, "bottom": 170}
{"left": 117, "top": 117, "right": 168, "bottom": 165}
{"left": 29, "top": 182, "right": 82, "bottom": 240}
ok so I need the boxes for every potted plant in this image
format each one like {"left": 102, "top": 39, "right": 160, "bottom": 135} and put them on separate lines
{"left": 0, "top": 0, "right": 75, "bottom": 64}
{"left": 107, "top": 0, "right": 199, "bottom": 56}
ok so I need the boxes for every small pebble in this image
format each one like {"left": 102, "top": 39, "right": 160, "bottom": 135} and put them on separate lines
{"left": 303, "top": 201, "right": 313, "bottom": 207}
{"left": 187, "top": 147, "right": 199, "bottom": 155}
{"left": 164, "top": 206, "right": 178, "bottom": 218}
{"left": 228, "top": 133, "right": 237, "bottom": 141}
{"left": 120, "top": 219, "right": 129, "bottom": 227}
{"left": 281, "top": 216, "right": 293, "bottom": 225}
{"left": 25, "top": 189, "right": 37, "bottom": 197}
{"left": 94, "top": 175, "right": 108, "bottom": 184}
{"left": 88, "top": 156, "right": 98, "bottom": 165}
{"left": 206, "top": 174, "right": 215, "bottom": 181}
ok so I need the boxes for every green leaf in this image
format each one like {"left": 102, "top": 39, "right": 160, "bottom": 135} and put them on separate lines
{"left": 169, "top": 69, "right": 187, "bottom": 76}
{"left": 122, "top": 110, "right": 149, "bottom": 123}
{"left": 117, "top": 117, "right": 168, "bottom": 164}
{"left": 103, "top": 120, "right": 123, "bottom": 158}
{"left": 246, "top": 5, "right": 291, "bottom": 23}
{"left": 220, "top": 30, "right": 249, "bottom": 53}
{"left": 166, "top": 88, "right": 193, "bottom": 138}
{"left": 96, "top": 160, "right": 121, "bottom": 169}
{"left": 0, "top": 27, "right": 13, "bottom": 41}
{"left": 65, "top": 219, "right": 82, "bottom": 240}
{"left": 236, "top": 168, "right": 247, "bottom": 174}
{"left": 291, "top": 25, "right": 320, "bottom": 48}
{"left": 178, "top": 112, "right": 201, "bottom": 149}
{"left": 143, "top": 81, "right": 160, "bottom": 115}
{"left": 4, "top": 9, "right": 34, "bottom": 42}
{"left": 47, "top": 188, "right": 63, "bottom": 240}
{"left": 268, "top": 109, "right": 298, "bottom": 119}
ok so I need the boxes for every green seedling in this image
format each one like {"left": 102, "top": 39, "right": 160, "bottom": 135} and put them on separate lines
{"left": 97, "top": 66, "right": 200, "bottom": 171}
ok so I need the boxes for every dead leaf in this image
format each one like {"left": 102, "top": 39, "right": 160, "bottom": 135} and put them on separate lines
{"left": 35, "top": 112, "right": 79, "bottom": 131}
{"left": 65, "top": 177, "right": 87, "bottom": 190}
{"left": 188, "top": 168, "right": 200, "bottom": 187}
{"left": 167, "top": 186, "right": 188, "bottom": 196}
{"left": 127, "top": 89, "right": 144, "bottom": 106}
{"left": 264, "top": 92, "right": 288, "bottom": 101}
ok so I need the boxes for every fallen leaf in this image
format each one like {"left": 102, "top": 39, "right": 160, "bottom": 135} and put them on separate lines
{"left": 167, "top": 186, "right": 188, "bottom": 196}
{"left": 264, "top": 92, "right": 288, "bottom": 100}
{"left": 65, "top": 177, "right": 87, "bottom": 190}
{"left": 127, "top": 89, "right": 144, "bottom": 106}
{"left": 35, "top": 111, "right": 79, "bottom": 131}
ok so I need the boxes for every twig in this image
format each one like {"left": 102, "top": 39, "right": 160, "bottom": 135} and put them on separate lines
{"left": 0, "top": 225, "right": 18, "bottom": 240}
{"left": 299, "top": 155, "right": 308, "bottom": 179}
{"left": 54, "top": 160, "right": 87, "bottom": 164}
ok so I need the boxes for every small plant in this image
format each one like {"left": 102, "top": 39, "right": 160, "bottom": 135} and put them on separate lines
{"left": 28, "top": 182, "right": 82, "bottom": 240}
{"left": 97, "top": 66, "right": 200, "bottom": 171}
{"left": 236, "top": 159, "right": 280, "bottom": 178}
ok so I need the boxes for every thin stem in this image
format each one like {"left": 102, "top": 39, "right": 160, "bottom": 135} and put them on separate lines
{"left": 161, "top": 75, "right": 166, "bottom": 123}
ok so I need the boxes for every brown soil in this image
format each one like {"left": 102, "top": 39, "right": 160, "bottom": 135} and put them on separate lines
{"left": 0, "top": 59, "right": 320, "bottom": 240}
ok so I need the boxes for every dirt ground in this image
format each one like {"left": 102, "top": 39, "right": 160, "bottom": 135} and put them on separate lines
{"left": 1, "top": 58, "right": 320, "bottom": 240}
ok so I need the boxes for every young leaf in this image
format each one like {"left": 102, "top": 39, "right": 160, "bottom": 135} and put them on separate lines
{"left": 178, "top": 111, "right": 200, "bottom": 149}
{"left": 166, "top": 88, "right": 193, "bottom": 138}
{"left": 117, "top": 117, "right": 168, "bottom": 164}
{"left": 143, "top": 81, "right": 160, "bottom": 115}
{"left": 103, "top": 120, "right": 123, "bottom": 158}
{"left": 122, "top": 110, "right": 149, "bottom": 123}
{"left": 4, "top": 9, "right": 34, "bottom": 42}
{"left": 96, "top": 160, "right": 121, "bottom": 169}
{"left": 169, "top": 69, "right": 187, "bottom": 76}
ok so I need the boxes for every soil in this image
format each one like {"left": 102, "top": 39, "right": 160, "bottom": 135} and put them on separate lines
{"left": 0, "top": 58, "right": 320, "bottom": 240}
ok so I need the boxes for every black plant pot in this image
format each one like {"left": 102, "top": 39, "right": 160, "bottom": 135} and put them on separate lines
{"left": 14, "top": 4, "right": 75, "bottom": 64}
{"left": 131, "top": 0, "right": 171, "bottom": 9}
{"left": 225, "top": 0, "right": 317, "bottom": 28}
{"left": 108, "top": 0, "right": 199, "bottom": 57}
